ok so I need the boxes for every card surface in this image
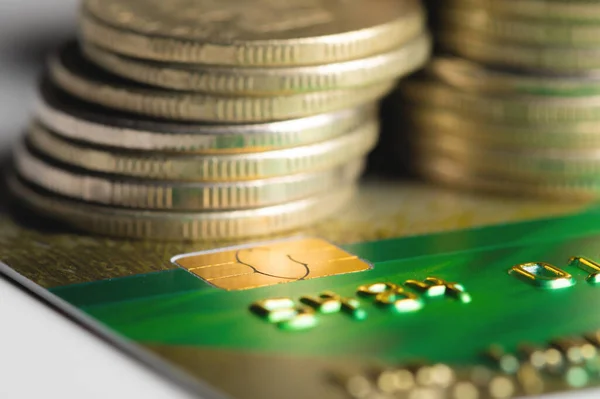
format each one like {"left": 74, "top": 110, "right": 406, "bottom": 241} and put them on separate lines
{"left": 1, "top": 179, "right": 598, "bottom": 399}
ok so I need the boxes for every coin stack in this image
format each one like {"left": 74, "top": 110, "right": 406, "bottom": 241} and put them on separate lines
{"left": 9, "top": 0, "right": 431, "bottom": 241}
{"left": 401, "top": 0, "right": 600, "bottom": 199}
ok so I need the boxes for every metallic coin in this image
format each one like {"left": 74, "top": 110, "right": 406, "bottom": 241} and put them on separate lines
{"left": 439, "top": 31, "right": 600, "bottom": 73}
{"left": 28, "top": 120, "right": 378, "bottom": 182}
{"left": 416, "top": 133, "right": 600, "bottom": 179}
{"left": 8, "top": 174, "right": 355, "bottom": 241}
{"left": 14, "top": 142, "right": 364, "bottom": 211}
{"left": 429, "top": 57, "right": 600, "bottom": 97}
{"left": 407, "top": 106, "right": 600, "bottom": 149}
{"left": 444, "top": 0, "right": 600, "bottom": 23}
{"left": 402, "top": 79, "right": 600, "bottom": 124}
{"left": 37, "top": 80, "right": 374, "bottom": 154}
{"left": 417, "top": 155, "right": 600, "bottom": 201}
{"left": 50, "top": 42, "right": 395, "bottom": 123}
{"left": 82, "top": 33, "right": 431, "bottom": 95}
{"left": 81, "top": 0, "right": 425, "bottom": 66}
{"left": 442, "top": 6, "right": 600, "bottom": 47}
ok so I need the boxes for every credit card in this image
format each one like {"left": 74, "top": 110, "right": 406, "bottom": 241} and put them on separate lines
{"left": 1, "top": 179, "right": 598, "bottom": 399}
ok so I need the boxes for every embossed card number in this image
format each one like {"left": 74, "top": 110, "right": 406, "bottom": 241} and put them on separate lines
{"left": 510, "top": 256, "right": 600, "bottom": 288}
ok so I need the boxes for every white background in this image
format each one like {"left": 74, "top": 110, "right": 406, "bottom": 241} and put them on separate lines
{"left": 0, "top": 0, "right": 78, "bottom": 150}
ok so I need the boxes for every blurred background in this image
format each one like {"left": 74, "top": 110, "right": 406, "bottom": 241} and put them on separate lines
{"left": 0, "top": 0, "right": 77, "bottom": 151}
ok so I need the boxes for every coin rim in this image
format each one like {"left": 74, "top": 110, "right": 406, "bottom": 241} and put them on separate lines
{"left": 28, "top": 120, "right": 379, "bottom": 181}
{"left": 80, "top": 2, "right": 426, "bottom": 66}
{"left": 402, "top": 79, "right": 600, "bottom": 124}
{"left": 50, "top": 43, "right": 396, "bottom": 122}
{"left": 37, "top": 81, "right": 376, "bottom": 153}
{"left": 416, "top": 135, "right": 600, "bottom": 180}
{"left": 418, "top": 155, "right": 600, "bottom": 200}
{"left": 442, "top": 6, "right": 600, "bottom": 47}
{"left": 440, "top": 30, "right": 600, "bottom": 72}
{"left": 430, "top": 57, "right": 600, "bottom": 96}
{"left": 15, "top": 141, "right": 365, "bottom": 210}
{"left": 406, "top": 105, "right": 600, "bottom": 149}
{"left": 8, "top": 174, "right": 356, "bottom": 240}
{"left": 444, "top": 0, "right": 600, "bottom": 22}
{"left": 82, "top": 33, "right": 431, "bottom": 95}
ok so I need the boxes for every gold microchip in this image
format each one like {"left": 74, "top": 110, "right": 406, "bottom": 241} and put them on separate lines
{"left": 172, "top": 237, "right": 372, "bottom": 291}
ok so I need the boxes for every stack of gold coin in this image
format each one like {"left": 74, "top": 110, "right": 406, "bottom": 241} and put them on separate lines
{"left": 400, "top": 0, "right": 600, "bottom": 199}
{"left": 10, "top": 0, "right": 431, "bottom": 241}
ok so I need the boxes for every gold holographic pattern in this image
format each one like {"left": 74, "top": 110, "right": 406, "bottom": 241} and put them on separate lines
{"left": 172, "top": 237, "right": 372, "bottom": 290}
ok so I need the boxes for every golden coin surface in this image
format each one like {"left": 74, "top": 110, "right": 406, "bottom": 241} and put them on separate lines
{"left": 28, "top": 120, "right": 378, "bottom": 182}
{"left": 83, "top": 33, "right": 431, "bottom": 95}
{"left": 418, "top": 155, "right": 600, "bottom": 200}
{"left": 51, "top": 42, "right": 394, "bottom": 122}
{"left": 9, "top": 175, "right": 355, "bottom": 241}
{"left": 440, "top": 31, "right": 600, "bottom": 73}
{"left": 402, "top": 79, "right": 600, "bottom": 124}
{"left": 81, "top": 0, "right": 425, "bottom": 66}
{"left": 15, "top": 143, "right": 364, "bottom": 211}
{"left": 37, "top": 79, "right": 374, "bottom": 154}
{"left": 444, "top": 0, "right": 600, "bottom": 22}
{"left": 430, "top": 57, "right": 600, "bottom": 97}
{"left": 442, "top": 6, "right": 600, "bottom": 47}
{"left": 407, "top": 106, "right": 600, "bottom": 149}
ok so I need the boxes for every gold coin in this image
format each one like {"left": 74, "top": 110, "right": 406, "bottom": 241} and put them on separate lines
{"left": 402, "top": 79, "right": 600, "bottom": 124}
{"left": 81, "top": 0, "right": 425, "bottom": 66}
{"left": 442, "top": 6, "right": 600, "bottom": 47}
{"left": 9, "top": 174, "right": 355, "bottom": 241}
{"left": 82, "top": 33, "right": 431, "bottom": 95}
{"left": 430, "top": 57, "right": 600, "bottom": 97}
{"left": 440, "top": 30, "right": 600, "bottom": 72}
{"left": 51, "top": 42, "right": 395, "bottom": 123}
{"left": 407, "top": 106, "right": 600, "bottom": 149}
{"left": 37, "top": 79, "right": 374, "bottom": 154}
{"left": 416, "top": 132, "right": 600, "bottom": 180}
{"left": 417, "top": 155, "right": 600, "bottom": 201}
{"left": 444, "top": 0, "right": 600, "bottom": 22}
{"left": 28, "top": 120, "right": 378, "bottom": 182}
{"left": 15, "top": 142, "right": 364, "bottom": 211}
